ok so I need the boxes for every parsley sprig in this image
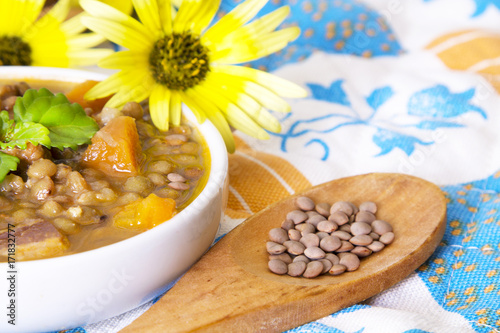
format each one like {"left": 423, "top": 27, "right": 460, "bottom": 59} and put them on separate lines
{"left": 0, "top": 88, "right": 99, "bottom": 182}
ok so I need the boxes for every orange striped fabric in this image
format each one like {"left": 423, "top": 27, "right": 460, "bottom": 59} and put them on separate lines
{"left": 427, "top": 30, "right": 500, "bottom": 93}
{"left": 225, "top": 135, "right": 312, "bottom": 219}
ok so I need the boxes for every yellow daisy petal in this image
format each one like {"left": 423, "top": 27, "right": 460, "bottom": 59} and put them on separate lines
{"left": 212, "top": 27, "right": 300, "bottom": 63}
{"left": 45, "top": 0, "right": 71, "bottom": 23}
{"left": 106, "top": 75, "right": 155, "bottom": 108}
{"left": 81, "top": 16, "right": 153, "bottom": 51}
{"left": 173, "top": 0, "right": 220, "bottom": 34}
{"left": 224, "top": 103, "right": 270, "bottom": 140}
{"left": 195, "top": 83, "right": 269, "bottom": 140}
{"left": 100, "top": 0, "right": 134, "bottom": 14}
{"left": 61, "top": 13, "right": 89, "bottom": 35}
{"left": 29, "top": 31, "right": 69, "bottom": 67}
{"left": 18, "top": 0, "right": 45, "bottom": 34}
{"left": 31, "top": 53, "right": 69, "bottom": 67}
{"left": 157, "top": 0, "right": 174, "bottom": 35}
{"left": 85, "top": 70, "right": 136, "bottom": 99}
{"left": 98, "top": 50, "right": 149, "bottom": 69}
{"left": 169, "top": 92, "right": 182, "bottom": 127}
{"left": 206, "top": 73, "right": 282, "bottom": 132}
{"left": 80, "top": 0, "right": 153, "bottom": 48}
{"left": 241, "top": 80, "right": 291, "bottom": 113}
{"left": 66, "top": 33, "right": 106, "bottom": 49}
{"left": 212, "top": 65, "right": 307, "bottom": 98}
{"left": 177, "top": 90, "right": 207, "bottom": 124}
{"left": 203, "top": 0, "right": 267, "bottom": 45}
{"left": 0, "top": 1, "right": 15, "bottom": 34}
{"left": 150, "top": 84, "right": 171, "bottom": 131}
{"left": 131, "top": 0, "right": 162, "bottom": 35}
{"left": 25, "top": 0, "right": 71, "bottom": 45}
{"left": 204, "top": 73, "right": 261, "bottom": 115}
{"left": 23, "top": 0, "right": 71, "bottom": 42}
{"left": 210, "top": 6, "right": 290, "bottom": 51}
{"left": 23, "top": 0, "right": 45, "bottom": 29}
{"left": 246, "top": 107, "right": 282, "bottom": 133}
{"left": 187, "top": 87, "right": 235, "bottom": 152}
{"left": 66, "top": 49, "right": 114, "bottom": 67}
{"left": 0, "top": 0, "right": 43, "bottom": 35}
{"left": 238, "top": 5, "right": 290, "bottom": 37}
{"left": 209, "top": 112, "right": 236, "bottom": 153}
{"left": 171, "top": 0, "right": 183, "bottom": 8}
{"left": 80, "top": 0, "right": 138, "bottom": 24}
{"left": 208, "top": 71, "right": 291, "bottom": 113}
{"left": 206, "top": 71, "right": 281, "bottom": 132}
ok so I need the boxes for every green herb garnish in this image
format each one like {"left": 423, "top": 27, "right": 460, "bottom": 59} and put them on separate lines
{"left": 14, "top": 88, "right": 99, "bottom": 150}
{"left": 0, "top": 88, "right": 99, "bottom": 182}
{"left": 0, "top": 152, "right": 19, "bottom": 182}
{"left": 0, "top": 111, "right": 51, "bottom": 149}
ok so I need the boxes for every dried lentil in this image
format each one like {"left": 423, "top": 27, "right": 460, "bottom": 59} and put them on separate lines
{"left": 268, "top": 259, "right": 287, "bottom": 275}
{"left": 329, "top": 264, "right": 347, "bottom": 275}
{"left": 288, "top": 261, "right": 307, "bottom": 277}
{"left": 367, "top": 241, "right": 385, "bottom": 252}
{"left": 303, "top": 261, "right": 323, "bottom": 278}
{"left": 295, "top": 196, "right": 315, "bottom": 211}
{"left": 283, "top": 240, "right": 306, "bottom": 255}
{"left": 269, "top": 253, "right": 293, "bottom": 264}
{"left": 269, "top": 228, "right": 289, "bottom": 244}
{"left": 266, "top": 197, "right": 395, "bottom": 278}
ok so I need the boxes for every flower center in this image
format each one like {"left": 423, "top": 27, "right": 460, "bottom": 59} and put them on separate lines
{"left": 0, "top": 36, "right": 32, "bottom": 66}
{"left": 149, "top": 32, "right": 210, "bottom": 91}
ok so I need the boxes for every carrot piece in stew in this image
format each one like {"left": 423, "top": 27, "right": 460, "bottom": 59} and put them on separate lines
{"left": 113, "top": 193, "right": 176, "bottom": 230}
{"left": 82, "top": 116, "right": 143, "bottom": 177}
{"left": 65, "top": 80, "right": 112, "bottom": 112}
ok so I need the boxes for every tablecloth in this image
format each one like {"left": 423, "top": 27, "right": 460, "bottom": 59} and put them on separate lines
{"left": 69, "top": 0, "right": 500, "bottom": 332}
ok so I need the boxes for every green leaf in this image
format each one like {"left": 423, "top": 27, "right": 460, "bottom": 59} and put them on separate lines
{"left": 14, "top": 88, "right": 99, "bottom": 150}
{"left": 13, "top": 88, "right": 54, "bottom": 122}
{"left": 0, "top": 111, "right": 14, "bottom": 141}
{"left": 0, "top": 121, "right": 50, "bottom": 150}
{"left": 0, "top": 152, "right": 19, "bottom": 183}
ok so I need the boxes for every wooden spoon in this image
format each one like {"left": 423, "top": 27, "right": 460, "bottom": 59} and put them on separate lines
{"left": 121, "top": 173, "right": 447, "bottom": 333}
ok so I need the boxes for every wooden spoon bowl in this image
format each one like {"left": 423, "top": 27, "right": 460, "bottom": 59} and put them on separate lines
{"left": 122, "top": 173, "right": 447, "bottom": 332}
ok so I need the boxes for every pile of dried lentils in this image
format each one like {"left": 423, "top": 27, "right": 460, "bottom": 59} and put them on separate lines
{"left": 267, "top": 196, "right": 395, "bottom": 278}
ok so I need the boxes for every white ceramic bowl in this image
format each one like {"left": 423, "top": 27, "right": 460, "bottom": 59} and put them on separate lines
{"left": 0, "top": 67, "right": 229, "bottom": 332}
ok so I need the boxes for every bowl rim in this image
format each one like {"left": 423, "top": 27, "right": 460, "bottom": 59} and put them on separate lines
{"left": 0, "top": 66, "right": 228, "bottom": 267}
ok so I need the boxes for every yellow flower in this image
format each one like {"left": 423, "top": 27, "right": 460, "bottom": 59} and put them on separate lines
{"left": 80, "top": 0, "right": 306, "bottom": 152}
{"left": 0, "top": 0, "right": 112, "bottom": 67}
{"left": 70, "top": 0, "right": 134, "bottom": 14}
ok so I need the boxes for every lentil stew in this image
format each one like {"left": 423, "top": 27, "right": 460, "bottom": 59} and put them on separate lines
{"left": 0, "top": 79, "right": 209, "bottom": 261}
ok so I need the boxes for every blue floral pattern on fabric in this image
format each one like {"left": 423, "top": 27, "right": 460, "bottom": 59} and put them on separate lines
{"left": 220, "top": 0, "right": 403, "bottom": 71}
{"left": 60, "top": 328, "right": 86, "bottom": 333}
{"left": 287, "top": 322, "right": 365, "bottom": 333}
{"left": 408, "top": 85, "right": 486, "bottom": 119}
{"left": 417, "top": 184, "right": 500, "bottom": 333}
{"left": 308, "top": 80, "right": 351, "bottom": 106}
{"left": 272, "top": 81, "right": 486, "bottom": 158}
{"left": 366, "top": 86, "right": 393, "bottom": 111}
{"left": 471, "top": 0, "right": 500, "bottom": 16}
{"left": 372, "top": 128, "right": 432, "bottom": 156}
{"left": 423, "top": 0, "right": 500, "bottom": 17}
{"left": 466, "top": 171, "right": 500, "bottom": 192}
